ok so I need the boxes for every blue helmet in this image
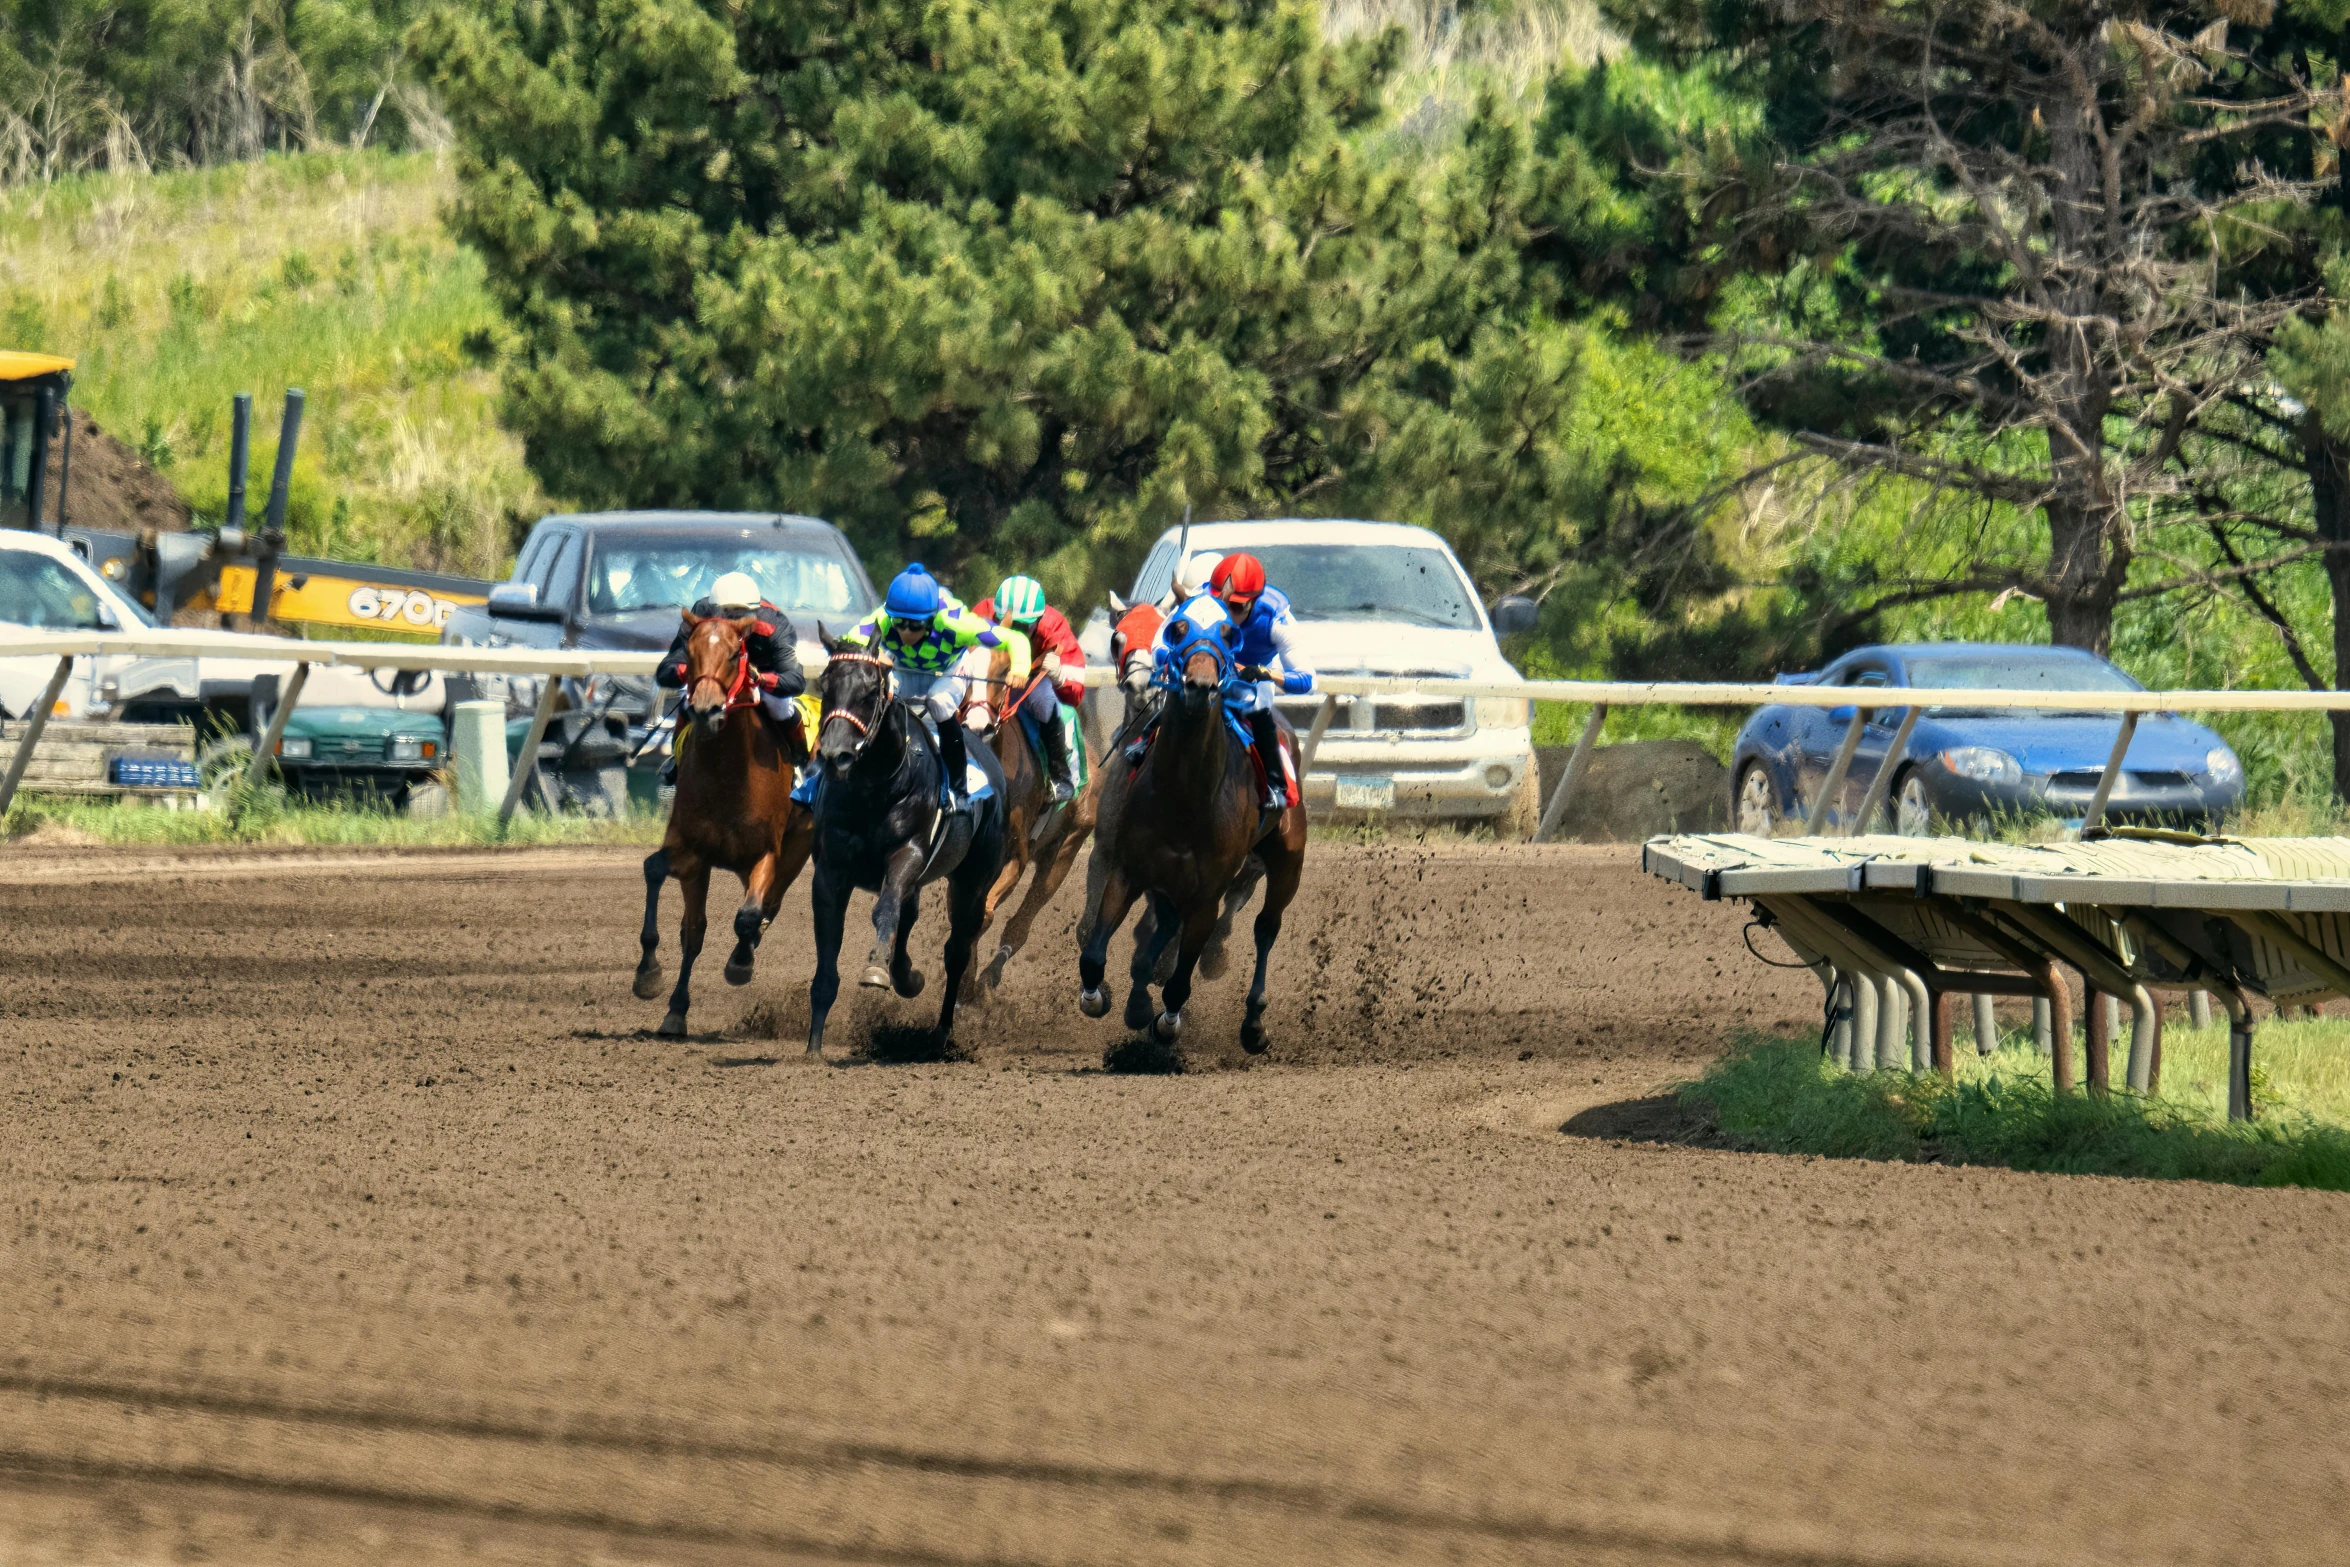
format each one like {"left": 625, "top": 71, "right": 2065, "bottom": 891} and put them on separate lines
{"left": 885, "top": 563, "right": 943, "bottom": 619}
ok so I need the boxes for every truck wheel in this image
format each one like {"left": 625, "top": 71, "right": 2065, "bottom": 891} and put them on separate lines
{"left": 1734, "top": 763, "right": 1777, "bottom": 838}
{"left": 1504, "top": 754, "right": 1542, "bottom": 839}
{"left": 401, "top": 778, "right": 453, "bottom": 819}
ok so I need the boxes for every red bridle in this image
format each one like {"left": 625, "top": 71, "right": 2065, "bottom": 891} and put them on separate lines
{"left": 689, "top": 646, "right": 759, "bottom": 712}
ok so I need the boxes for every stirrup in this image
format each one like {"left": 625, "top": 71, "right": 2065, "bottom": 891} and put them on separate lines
{"left": 1048, "top": 775, "right": 1076, "bottom": 805}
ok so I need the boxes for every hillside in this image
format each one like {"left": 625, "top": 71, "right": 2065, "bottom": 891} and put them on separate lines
{"left": 0, "top": 149, "right": 544, "bottom": 579}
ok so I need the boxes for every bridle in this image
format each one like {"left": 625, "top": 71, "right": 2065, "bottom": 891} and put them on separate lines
{"left": 1153, "top": 612, "right": 1233, "bottom": 692}
{"left": 688, "top": 632, "right": 760, "bottom": 715}
{"left": 819, "top": 649, "right": 896, "bottom": 751}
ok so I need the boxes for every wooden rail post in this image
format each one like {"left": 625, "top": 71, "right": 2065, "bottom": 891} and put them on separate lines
{"left": 2042, "top": 964, "right": 2074, "bottom": 1093}
{"left": 1847, "top": 704, "right": 1921, "bottom": 835}
{"left": 499, "top": 676, "right": 563, "bottom": 829}
{"left": 2081, "top": 711, "right": 2138, "bottom": 832}
{"left": 245, "top": 661, "right": 311, "bottom": 791}
{"left": 1533, "top": 704, "right": 1607, "bottom": 844}
{"left": 1804, "top": 707, "right": 1874, "bottom": 836}
{"left": 0, "top": 654, "right": 74, "bottom": 817}
{"left": 1299, "top": 692, "right": 1339, "bottom": 773}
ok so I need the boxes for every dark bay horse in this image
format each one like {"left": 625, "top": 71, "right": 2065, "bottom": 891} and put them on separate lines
{"left": 803, "top": 632, "right": 1008, "bottom": 1058}
{"left": 1077, "top": 622, "right": 1307, "bottom": 1053}
{"left": 955, "top": 644, "right": 1102, "bottom": 997}
{"left": 634, "top": 613, "right": 814, "bottom": 1037}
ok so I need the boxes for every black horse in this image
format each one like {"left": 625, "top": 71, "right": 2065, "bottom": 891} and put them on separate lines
{"left": 804, "top": 633, "right": 1008, "bottom": 1058}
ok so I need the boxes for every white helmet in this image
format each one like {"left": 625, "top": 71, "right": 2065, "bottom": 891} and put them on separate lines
{"left": 1172, "top": 553, "right": 1222, "bottom": 600}
{"left": 708, "top": 571, "right": 762, "bottom": 610}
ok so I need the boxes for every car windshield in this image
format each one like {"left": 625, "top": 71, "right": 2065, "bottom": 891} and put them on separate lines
{"left": 587, "top": 534, "right": 864, "bottom": 621}
{"left": 1241, "top": 543, "right": 1480, "bottom": 630}
{"left": 0, "top": 552, "right": 127, "bottom": 629}
{"left": 1902, "top": 654, "right": 2142, "bottom": 692}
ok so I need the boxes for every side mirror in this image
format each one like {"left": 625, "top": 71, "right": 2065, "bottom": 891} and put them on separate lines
{"left": 95, "top": 601, "right": 121, "bottom": 630}
{"left": 1491, "top": 595, "right": 1539, "bottom": 636}
{"left": 487, "top": 582, "right": 563, "bottom": 622}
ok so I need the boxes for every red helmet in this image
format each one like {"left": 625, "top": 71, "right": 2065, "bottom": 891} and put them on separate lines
{"left": 1209, "top": 553, "right": 1265, "bottom": 605}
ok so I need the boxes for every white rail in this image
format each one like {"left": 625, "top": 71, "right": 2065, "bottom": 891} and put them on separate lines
{"left": 2, "top": 626, "right": 2337, "bottom": 831}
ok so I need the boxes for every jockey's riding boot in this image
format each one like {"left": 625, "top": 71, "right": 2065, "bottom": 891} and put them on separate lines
{"left": 1040, "top": 712, "right": 1077, "bottom": 805}
{"left": 1248, "top": 707, "right": 1286, "bottom": 810}
{"left": 939, "top": 718, "right": 971, "bottom": 813}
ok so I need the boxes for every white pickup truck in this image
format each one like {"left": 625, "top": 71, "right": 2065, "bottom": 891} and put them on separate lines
{"left": 1096, "top": 519, "right": 1541, "bottom": 828}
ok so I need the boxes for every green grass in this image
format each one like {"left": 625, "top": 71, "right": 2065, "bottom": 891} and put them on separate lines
{"left": 3, "top": 793, "right": 662, "bottom": 849}
{"left": 1684, "top": 1029, "right": 2350, "bottom": 1190}
{"left": 1, "top": 149, "right": 546, "bottom": 578}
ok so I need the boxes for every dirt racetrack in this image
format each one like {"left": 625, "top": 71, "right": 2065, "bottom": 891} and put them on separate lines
{"left": 1, "top": 840, "right": 2345, "bottom": 1565}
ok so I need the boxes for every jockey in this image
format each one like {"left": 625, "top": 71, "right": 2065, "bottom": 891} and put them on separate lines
{"left": 842, "top": 563, "right": 1026, "bottom": 812}
{"left": 1210, "top": 553, "right": 1312, "bottom": 809}
{"left": 973, "top": 574, "right": 1083, "bottom": 805}
{"left": 655, "top": 570, "right": 805, "bottom": 781}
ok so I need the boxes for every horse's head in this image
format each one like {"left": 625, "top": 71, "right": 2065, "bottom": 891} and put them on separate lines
{"left": 954, "top": 641, "right": 1012, "bottom": 737}
{"left": 681, "top": 612, "right": 758, "bottom": 737}
{"left": 1158, "top": 612, "right": 1231, "bottom": 719}
{"left": 814, "top": 624, "right": 894, "bottom": 779}
{"left": 1109, "top": 599, "right": 1164, "bottom": 698}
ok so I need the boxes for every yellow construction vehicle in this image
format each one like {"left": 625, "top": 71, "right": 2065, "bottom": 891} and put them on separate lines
{"left": 2, "top": 353, "right": 493, "bottom": 631}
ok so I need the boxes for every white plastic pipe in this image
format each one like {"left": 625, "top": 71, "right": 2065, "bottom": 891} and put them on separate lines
{"left": 1973, "top": 992, "right": 1999, "bottom": 1055}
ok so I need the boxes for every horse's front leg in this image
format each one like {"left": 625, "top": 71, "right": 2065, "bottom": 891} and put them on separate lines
{"left": 1127, "top": 892, "right": 1179, "bottom": 1032}
{"left": 1078, "top": 864, "right": 1139, "bottom": 1019}
{"left": 1199, "top": 856, "right": 1264, "bottom": 982}
{"left": 935, "top": 857, "right": 991, "bottom": 1048}
{"left": 658, "top": 857, "right": 710, "bottom": 1038}
{"left": 725, "top": 850, "right": 780, "bottom": 986}
{"left": 864, "top": 843, "right": 927, "bottom": 997}
{"left": 1152, "top": 897, "right": 1225, "bottom": 1045}
{"left": 633, "top": 847, "right": 671, "bottom": 1000}
{"left": 807, "top": 860, "right": 848, "bottom": 1058}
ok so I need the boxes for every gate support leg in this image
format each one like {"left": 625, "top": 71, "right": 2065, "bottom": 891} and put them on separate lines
{"left": 0, "top": 654, "right": 73, "bottom": 817}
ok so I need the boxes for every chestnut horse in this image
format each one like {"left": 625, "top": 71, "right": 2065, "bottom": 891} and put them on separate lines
{"left": 954, "top": 644, "right": 1102, "bottom": 996}
{"left": 1077, "top": 617, "right": 1307, "bottom": 1053}
{"left": 633, "top": 613, "right": 814, "bottom": 1037}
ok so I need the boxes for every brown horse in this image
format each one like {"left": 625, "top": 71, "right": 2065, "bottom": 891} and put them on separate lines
{"left": 633, "top": 613, "right": 814, "bottom": 1037}
{"left": 953, "top": 644, "right": 1102, "bottom": 997}
{"left": 1077, "top": 625, "right": 1307, "bottom": 1053}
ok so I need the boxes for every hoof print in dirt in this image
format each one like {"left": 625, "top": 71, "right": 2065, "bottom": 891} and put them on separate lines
{"left": 1103, "top": 1035, "right": 1184, "bottom": 1075}
{"left": 858, "top": 1024, "right": 969, "bottom": 1065}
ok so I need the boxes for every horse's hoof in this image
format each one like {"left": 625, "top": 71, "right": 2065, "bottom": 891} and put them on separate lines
{"left": 723, "top": 951, "right": 755, "bottom": 986}
{"left": 657, "top": 1011, "right": 689, "bottom": 1039}
{"left": 859, "top": 965, "right": 892, "bottom": 990}
{"left": 805, "top": 1040, "right": 825, "bottom": 1061}
{"left": 1078, "top": 987, "right": 1110, "bottom": 1019}
{"left": 1199, "top": 943, "right": 1229, "bottom": 981}
{"left": 892, "top": 967, "right": 926, "bottom": 999}
{"left": 1240, "top": 1018, "right": 1269, "bottom": 1055}
{"left": 1124, "top": 989, "right": 1155, "bottom": 1033}
{"left": 632, "top": 965, "right": 664, "bottom": 1002}
{"left": 1153, "top": 1009, "right": 1183, "bottom": 1043}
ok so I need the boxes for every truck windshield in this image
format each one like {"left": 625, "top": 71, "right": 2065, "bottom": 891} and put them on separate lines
{"left": 1244, "top": 544, "right": 1480, "bottom": 629}
{"left": 0, "top": 553, "right": 111, "bottom": 628}
{"left": 587, "top": 535, "right": 865, "bottom": 621}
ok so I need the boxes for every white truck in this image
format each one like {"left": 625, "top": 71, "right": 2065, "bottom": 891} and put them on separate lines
{"left": 1095, "top": 519, "right": 1541, "bottom": 828}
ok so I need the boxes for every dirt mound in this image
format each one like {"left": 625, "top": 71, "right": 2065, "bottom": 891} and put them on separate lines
{"left": 1535, "top": 738, "right": 1728, "bottom": 841}
{"left": 42, "top": 406, "right": 192, "bottom": 535}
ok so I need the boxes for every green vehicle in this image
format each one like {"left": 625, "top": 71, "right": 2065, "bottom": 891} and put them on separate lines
{"left": 196, "top": 668, "right": 454, "bottom": 814}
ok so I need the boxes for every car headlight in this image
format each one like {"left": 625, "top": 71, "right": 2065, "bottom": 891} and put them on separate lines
{"left": 388, "top": 735, "right": 434, "bottom": 763}
{"left": 1940, "top": 746, "right": 2021, "bottom": 785}
{"left": 2204, "top": 747, "right": 2241, "bottom": 783}
{"left": 276, "top": 736, "right": 313, "bottom": 759}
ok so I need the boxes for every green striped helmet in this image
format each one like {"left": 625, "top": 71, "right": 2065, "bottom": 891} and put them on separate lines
{"left": 993, "top": 575, "right": 1048, "bottom": 627}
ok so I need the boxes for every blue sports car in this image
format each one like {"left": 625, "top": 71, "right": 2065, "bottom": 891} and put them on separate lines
{"left": 1728, "top": 643, "right": 2245, "bottom": 837}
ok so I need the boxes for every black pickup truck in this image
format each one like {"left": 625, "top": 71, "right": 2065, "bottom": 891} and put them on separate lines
{"left": 440, "top": 510, "right": 878, "bottom": 812}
